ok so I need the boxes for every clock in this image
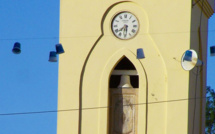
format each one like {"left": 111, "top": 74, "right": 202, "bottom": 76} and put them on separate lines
{"left": 111, "top": 11, "right": 139, "bottom": 40}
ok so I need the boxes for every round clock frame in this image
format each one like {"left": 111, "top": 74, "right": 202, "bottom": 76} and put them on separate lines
{"left": 111, "top": 11, "right": 139, "bottom": 40}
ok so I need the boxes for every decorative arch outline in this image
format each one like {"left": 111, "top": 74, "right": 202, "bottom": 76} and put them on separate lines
{"left": 78, "top": 2, "right": 165, "bottom": 133}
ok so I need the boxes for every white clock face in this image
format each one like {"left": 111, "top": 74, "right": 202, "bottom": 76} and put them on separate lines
{"left": 111, "top": 12, "right": 139, "bottom": 40}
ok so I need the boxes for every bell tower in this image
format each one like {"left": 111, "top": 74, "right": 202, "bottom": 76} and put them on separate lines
{"left": 57, "top": 0, "right": 214, "bottom": 134}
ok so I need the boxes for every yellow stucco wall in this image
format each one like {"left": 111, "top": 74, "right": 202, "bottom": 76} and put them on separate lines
{"left": 57, "top": 0, "right": 214, "bottom": 134}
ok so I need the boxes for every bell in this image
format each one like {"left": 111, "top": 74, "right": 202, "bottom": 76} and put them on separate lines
{"left": 137, "top": 48, "right": 145, "bottom": 59}
{"left": 183, "top": 50, "right": 192, "bottom": 61}
{"left": 12, "top": 42, "right": 21, "bottom": 54}
{"left": 56, "top": 43, "right": 65, "bottom": 54}
{"left": 118, "top": 75, "right": 133, "bottom": 88}
{"left": 49, "top": 51, "right": 57, "bottom": 62}
{"left": 210, "top": 46, "right": 215, "bottom": 56}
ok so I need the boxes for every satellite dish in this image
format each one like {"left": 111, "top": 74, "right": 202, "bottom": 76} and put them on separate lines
{"left": 181, "top": 49, "right": 203, "bottom": 71}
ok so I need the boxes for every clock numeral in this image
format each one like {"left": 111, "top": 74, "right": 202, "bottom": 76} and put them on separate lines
{"left": 132, "top": 29, "right": 136, "bottom": 33}
{"left": 133, "top": 25, "right": 137, "bottom": 28}
{"left": 124, "top": 14, "right": 127, "bottom": 18}
{"left": 118, "top": 33, "right": 122, "bottom": 37}
{"left": 114, "top": 25, "right": 118, "bottom": 27}
{"left": 119, "top": 16, "right": 122, "bottom": 19}
{"left": 129, "top": 16, "right": 132, "bottom": 19}
{"left": 132, "top": 20, "right": 136, "bottom": 23}
{"left": 115, "top": 20, "right": 119, "bottom": 22}
{"left": 115, "top": 29, "right": 119, "bottom": 33}
{"left": 129, "top": 33, "right": 132, "bottom": 36}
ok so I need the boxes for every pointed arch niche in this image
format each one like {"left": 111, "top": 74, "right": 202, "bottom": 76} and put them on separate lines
{"left": 109, "top": 57, "right": 138, "bottom": 134}
{"left": 98, "top": 49, "right": 147, "bottom": 134}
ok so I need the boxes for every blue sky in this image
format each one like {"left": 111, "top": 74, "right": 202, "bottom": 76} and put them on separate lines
{"left": 0, "top": 1, "right": 59, "bottom": 134}
{"left": 207, "top": 14, "right": 215, "bottom": 88}
{"left": 0, "top": 1, "right": 214, "bottom": 134}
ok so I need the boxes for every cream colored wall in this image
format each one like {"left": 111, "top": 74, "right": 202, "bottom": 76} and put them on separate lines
{"left": 58, "top": 0, "right": 213, "bottom": 134}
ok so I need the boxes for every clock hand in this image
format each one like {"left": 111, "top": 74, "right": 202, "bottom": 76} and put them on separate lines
{"left": 123, "top": 25, "right": 128, "bottom": 37}
{"left": 123, "top": 28, "right": 126, "bottom": 37}
{"left": 125, "top": 25, "right": 128, "bottom": 33}
{"left": 119, "top": 26, "right": 124, "bottom": 31}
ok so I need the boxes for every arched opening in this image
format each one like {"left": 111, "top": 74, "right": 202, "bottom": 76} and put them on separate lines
{"left": 108, "top": 57, "right": 138, "bottom": 134}
{"left": 109, "top": 57, "right": 139, "bottom": 88}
